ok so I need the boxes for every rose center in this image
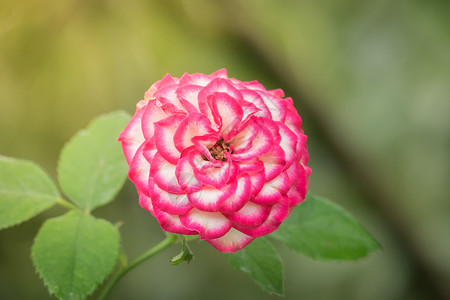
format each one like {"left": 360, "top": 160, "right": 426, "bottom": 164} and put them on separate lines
{"left": 207, "top": 137, "right": 232, "bottom": 162}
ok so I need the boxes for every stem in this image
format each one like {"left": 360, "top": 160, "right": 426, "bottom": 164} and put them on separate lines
{"left": 56, "top": 198, "right": 78, "bottom": 210}
{"left": 97, "top": 234, "right": 178, "bottom": 300}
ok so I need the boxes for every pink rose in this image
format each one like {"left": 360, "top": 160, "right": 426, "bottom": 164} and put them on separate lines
{"left": 119, "top": 69, "right": 310, "bottom": 253}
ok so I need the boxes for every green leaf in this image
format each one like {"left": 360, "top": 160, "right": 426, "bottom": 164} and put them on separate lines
{"left": 32, "top": 211, "right": 120, "bottom": 300}
{"left": 0, "top": 156, "right": 60, "bottom": 230}
{"left": 57, "top": 111, "right": 130, "bottom": 211}
{"left": 271, "top": 194, "right": 381, "bottom": 261}
{"left": 225, "top": 237, "right": 284, "bottom": 296}
{"left": 170, "top": 236, "right": 194, "bottom": 265}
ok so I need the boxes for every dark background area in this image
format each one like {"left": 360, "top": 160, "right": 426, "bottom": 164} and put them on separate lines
{"left": 1, "top": 0, "right": 449, "bottom": 299}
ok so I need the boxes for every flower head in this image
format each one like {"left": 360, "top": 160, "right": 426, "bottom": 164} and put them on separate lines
{"left": 119, "top": 69, "right": 310, "bottom": 253}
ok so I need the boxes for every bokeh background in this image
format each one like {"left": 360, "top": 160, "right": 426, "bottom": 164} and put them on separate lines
{"left": 1, "top": 0, "right": 449, "bottom": 299}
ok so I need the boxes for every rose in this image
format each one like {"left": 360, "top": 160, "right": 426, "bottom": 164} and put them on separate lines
{"left": 119, "top": 69, "right": 310, "bottom": 253}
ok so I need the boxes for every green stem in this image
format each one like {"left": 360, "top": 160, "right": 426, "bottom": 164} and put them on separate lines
{"left": 97, "top": 234, "right": 178, "bottom": 300}
{"left": 56, "top": 198, "right": 78, "bottom": 210}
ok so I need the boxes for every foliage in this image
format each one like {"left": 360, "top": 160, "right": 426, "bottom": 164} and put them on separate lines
{"left": 0, "top": 156, "right": 60, "bottom": 230}
{"left": 0, "top": 112, "right": 379, "bottom": 299}
{"left": 0, "top": 112, "right": 129, "bottom": 299}
{"left": 225, "top": 237, "right": 284, "bottom": 296}
{"left": 32, "top": 211, "right": 120, "bottom": 300}
{"left": 272, "top": 194, "right": 380, "bottom": 261}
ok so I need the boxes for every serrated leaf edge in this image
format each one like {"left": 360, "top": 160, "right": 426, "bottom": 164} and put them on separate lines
{"left": 31, "top": 212, "right": 121, "bottom": 300}
{"left": 56, "top": 111, "right": 131, "bottom": 212}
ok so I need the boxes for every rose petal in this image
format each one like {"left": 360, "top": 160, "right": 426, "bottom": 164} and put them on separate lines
{"left": 297, "top": 165, "right": 310, "bottom": 203}
{"left": 188, "top": 150, "right": 223, "bottom": 170}
{"left": 190, "top": 152, "right": 231, "bottom": 189}
{"left": 268, "top": 88, "right": 285, "bottom": 98}
{"left": 187, "top": 182, "right": 237, "bottom": 212}
{"left": 207, "top": 93, "right": 243, "bottom": 138}
{"left": 252, "top": 183, "right": 283, "bottom": 205}
{"left": 153, "top": 208, "right": 197, "bottom": 235}
{"left": 153, "top": 84, "right": 184, "bottom": 110}
{"left": 277, "top": 122, "right": 298, "bottom": 168}
{"left": 150, "top": 152, "right": 183, "bottom": 193}
{"left": 237, "top": 158, "right": 264, "bottom": 174}
{"left": 297, "top": 134, "right": 308, "bottom": 159}
{"left": 284, "top": 109, "right": 303, "bottom": 137}
{"left": 179, "top": 72, "right": 213, "bottom": 87}
{"left": 207, "top": 228, "right": 254, "bottom": 253}
{"left": 220, "top": 174, "right": 252, "bottom": 212}
{"left": 286, "top": 160, "right": 301, "bottom": 186}
{"left": 236, "top": 196, "right": 289, "bottom": 237}
{"left": 240, "top": 89, "right": 272, "bottom": 119}
{"left": 194, "top": 163, "right": 231, "bottom": 189}
{"left": 175, "top": 154, "right": 204, "bottom": 193}
{"left": 144, "top": 73, "right": 179, "bottom": 101}
{"left": 154, "top": 114, "right": 185, "bottom": 164}
{"left": 257, "top": 117, "right": 281, "bottom": 145}
{"left": 259, "top": 145, "right": 287, "bottom": 181}
{"left": 191, "top": 135, "right": 221, "bottom": 163}
{"left": 180, "top": 209, "right": 232, "bottom": 239}
{"left": 252, "top": 172, "right": 290, "bottom": 206}
{"left": 248, "top": 171, "right": 265, "bottom": 196}
{"left": 197, "top": 78, "right": 243, "bottom": 122}
{"left": 128, "top": 143, "right": 151, "bottom": 196}
{"left": 210, "top": 68, "right": 228, "bottom": 78}
{"left": 198, "top": 77, "right": 244, "bottom": 103}
{"left": 227, "top": 201, "right": 271, "bottom": 227}
{"left": 176, "top": 84, "right": 203, "bottom": 112}
{"left": 118, "top": 106, "right": 145, "bottom": 164}
{"left": 258, "top": 91, "right": 287, "bottom": 122}
{"left": 286, "top": 158, "right": 310, "bottom": 203}
{"left": 286, "top": 187, "right": 304, "bottom": 207}
{"left": 235, "top": 80, "right": 267, "bottom": 91}
{"left": 231, "top": 122, "right": 273, "bottom": 161}
{"left": 138, "top": 189, "right": 154, "bottom": 214}
{"left": 149, "top": 181, "right": 192, "bottom": 215}
{"left": 142, "top": 137, "right": 157, "bottom": 164}
{"left": 174, "top": 113, "right": 215, "bottom": 152}
{"left": 230, "top": 117, "right": 260, "bottom": 154}
{"left": 227, "top": 161, "right": 239, "bottom": 183}
{"left": 141, "top": 100, "right": 169, "bottom": 140}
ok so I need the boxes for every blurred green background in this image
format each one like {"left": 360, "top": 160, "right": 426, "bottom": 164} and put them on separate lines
{"left": 1, "top": 0, "right": 449, "bottom": 299}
